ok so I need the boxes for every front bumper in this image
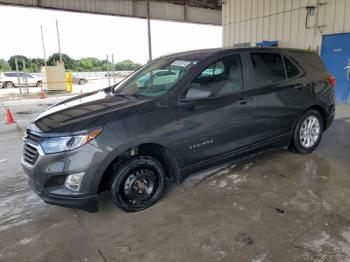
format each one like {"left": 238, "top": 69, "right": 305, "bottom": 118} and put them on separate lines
{"left": 22, "top": 138, "right": 109, "bottom": 212}
{"left": 29, "top": 179, "right": 98, "bottom": 212}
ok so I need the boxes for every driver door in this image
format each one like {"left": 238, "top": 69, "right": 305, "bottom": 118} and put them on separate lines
{"left": 179, "top": 54, "right": 256, "bottom": 167}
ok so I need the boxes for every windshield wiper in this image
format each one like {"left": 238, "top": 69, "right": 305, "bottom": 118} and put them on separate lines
{"left": 113, "top": 92, "right": 135, "bottom": 100}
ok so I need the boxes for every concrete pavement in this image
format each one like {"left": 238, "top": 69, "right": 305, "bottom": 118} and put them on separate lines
{"left": 0, "top": 101, "right": 350, "bottom": 262}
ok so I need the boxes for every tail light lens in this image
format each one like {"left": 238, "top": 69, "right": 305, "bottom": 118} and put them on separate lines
{"left": 327, "top": 75, "right": 336, "bottom": 88}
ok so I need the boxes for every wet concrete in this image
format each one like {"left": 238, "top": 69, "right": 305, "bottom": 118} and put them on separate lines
{"left": 0, "top": 103, "right": 350, "bottom": 262}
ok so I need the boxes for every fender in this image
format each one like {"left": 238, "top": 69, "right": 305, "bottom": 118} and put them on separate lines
{"left": 90, "top": 135, "right": 183, "bottom": 194}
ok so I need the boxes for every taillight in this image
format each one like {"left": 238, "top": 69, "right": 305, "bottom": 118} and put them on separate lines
{"left": 327, "top": 75, "right": 336, "bottom": 88}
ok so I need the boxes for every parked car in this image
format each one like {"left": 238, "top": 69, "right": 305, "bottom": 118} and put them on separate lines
{"left": 136, "top": 69, "right": 179, "bottom": 87}
{"left": 72, "top": 75, "right": 88, "bottom": 85}
{"left": 0, "top": 72, "right": 42, "bottom": 88}
{"left": 22, "top": 47, "right": 335, "bottom": 213}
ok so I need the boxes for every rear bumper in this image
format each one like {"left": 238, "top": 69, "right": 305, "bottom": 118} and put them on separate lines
{"left": 324, "top": 104, "right": 335, "bottom": 130}
{"left": 29, "top": 179, "right": 98, "bottom": 212}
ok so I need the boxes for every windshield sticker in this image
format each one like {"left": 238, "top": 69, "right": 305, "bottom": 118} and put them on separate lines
{"left": 171, "top": 60, "right": 192, "bottom": 67}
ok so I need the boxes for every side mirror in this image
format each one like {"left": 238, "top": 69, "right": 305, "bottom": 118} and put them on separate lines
{"left": 185, "top": 86, "right": 211, "bottom": 99}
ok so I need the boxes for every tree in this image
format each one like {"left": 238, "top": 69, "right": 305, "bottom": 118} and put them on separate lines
{"left": 47, "top": 53, "right": 76, "bottom": 70}
{"left": 30, "top": 58, "right": 45, "bottom": 72}
{"left": 114, "top": 60, "right": 142, "bottom": 71}
{"left": 8, "top": 55, "right": 31, "bottom": 71}
{"left": 0, "top": 59, "right": 11, "bottom": 72}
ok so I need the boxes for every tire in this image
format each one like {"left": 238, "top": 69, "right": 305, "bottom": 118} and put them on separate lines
{"left": 3, "top": 81, "right": 15, "bottom": 88}
{"left": 79, "top": 79, "right": 86, "bottom": 85}
{"left": 109, "top": 156, "right": 166, "bottom": 212}
{"left": 290, "top": 109, "right": 324, "bottom": 154}
{"left": 36, "top": 81, "right": 43, "bottom": 87}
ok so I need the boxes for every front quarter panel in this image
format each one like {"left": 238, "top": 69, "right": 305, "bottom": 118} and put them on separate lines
{"left": 91, "top": 102, "right": 184, "bottom": 192}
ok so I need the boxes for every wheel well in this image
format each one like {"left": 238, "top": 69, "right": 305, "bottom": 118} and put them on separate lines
{"left": 307, "top": 105, "right": 327, "bottom": 128}
{"left": 98, "top": 143, "right": 180, "bottom": 193}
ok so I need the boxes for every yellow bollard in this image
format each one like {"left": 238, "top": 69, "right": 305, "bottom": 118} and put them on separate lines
{"left": 65, "top": 72, "right": 73, "bottom": 93}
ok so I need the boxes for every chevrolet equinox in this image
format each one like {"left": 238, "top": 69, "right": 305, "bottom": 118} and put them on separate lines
{"left": 22, "top": 48, "right": 335, "bottom": 212}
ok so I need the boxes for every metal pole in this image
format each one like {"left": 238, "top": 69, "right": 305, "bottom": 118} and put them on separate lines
{"left": 106, "top": 54, "right": 111, "bottom": 86}
{"left": 15, "top": 58, "right": 21, "bottom": 94}
{"left": 146, "top": 0, "right": 152, "bottom": 61}
{"left": 56, "top": 20, "right": 63, "bottom": 63}
{"left": 112, "top": 54, "right": 116, "bottom": 84}
{"left": 40, "top": 26, "right": 47, "bottom": 66}
{"left": 23, "top": 59, "right": 29, "bottom": 94}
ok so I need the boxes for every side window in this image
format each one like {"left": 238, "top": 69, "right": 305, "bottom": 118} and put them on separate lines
{"left": 284, "top": 56, "right": 300, "bottom": 78}
{"left": 250, "top": 53, "right": 286, "bottom": 87}
{"left": 184, "top": 55, "right": 244, "bottom": 99}
{"left": 199, "top": 61, "right": 225, "bottom": 78}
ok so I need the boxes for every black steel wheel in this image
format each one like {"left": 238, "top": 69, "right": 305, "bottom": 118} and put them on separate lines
{"left": 109, "top": 156, "right": 166, "bottom": 212}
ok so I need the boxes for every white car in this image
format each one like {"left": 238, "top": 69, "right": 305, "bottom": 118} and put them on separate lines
{"left": 0, "top": 72, "right": 43, "bottom": 88}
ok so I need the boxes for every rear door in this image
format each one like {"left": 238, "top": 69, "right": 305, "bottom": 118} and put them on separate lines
{"left": 246, "top": 50, "right": 313, "bottom": 148}
{"left": 179, "top": 53, "right": 257, "bottom": 166}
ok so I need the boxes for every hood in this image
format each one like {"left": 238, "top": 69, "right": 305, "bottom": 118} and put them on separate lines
{"left": 29, "top": 90, "right": 154, "bottom": 134}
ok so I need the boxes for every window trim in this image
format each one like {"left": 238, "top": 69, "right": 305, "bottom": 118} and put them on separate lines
{"left": 281, "top": 55, "right": 304, "bottom": 80}
{"left": 179, "top": 53, "right": 246, "bottom": 101}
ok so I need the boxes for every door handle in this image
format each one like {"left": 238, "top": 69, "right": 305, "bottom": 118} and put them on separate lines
{"left": 294, "top": 83, "right": 305, "bottom": 89}
{"left": 238, "top": 97, "right": 252, "bottom": 105}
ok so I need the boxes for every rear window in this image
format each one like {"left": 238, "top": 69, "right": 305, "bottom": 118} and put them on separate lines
{"left": 4, "top": 73, "right": 17, "bottom": 77}
{"left": 290, "top": 51, "right": 328, "bottom": 72}
{"left": 284, "top": 56, "right": 300, "bottom": 78}
{"left": 250, "top": 53, "right": 286, "bottom": 86}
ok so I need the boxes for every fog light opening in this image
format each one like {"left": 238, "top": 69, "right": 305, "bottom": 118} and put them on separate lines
{"left": 64, "top": 172, "right": 85, "bottom": 191}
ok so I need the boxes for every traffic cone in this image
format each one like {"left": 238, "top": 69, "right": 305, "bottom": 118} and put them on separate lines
{"left": 39, "top": 90, "right": 46, "bottom": 99}
{"left": 5, "top": 108, "right": 15, "bottom": 124}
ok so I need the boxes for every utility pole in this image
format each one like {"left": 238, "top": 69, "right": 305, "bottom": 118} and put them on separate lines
{"left": 56, "top": 20, "right": 63, "bottom": 63}
{"left": 112, "top": 54, "right": 116, "bottom": 84}
{"left": 106, "top": 54, "right": 111, "bottom": 86}
{"left": 22, "top": 59, "right": 29, "bottom": 94}
{"left": 15, "top": 58, "right": 21, "bottom": 94}
{"left": 40, "top": 26, "right": 47, "bottom": 66}
{"left": 146, "top": 0, "right": 152, "bottom": 62}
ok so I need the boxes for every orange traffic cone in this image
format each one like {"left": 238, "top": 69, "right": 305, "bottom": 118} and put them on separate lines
{"left": 5, "top": 108, "right": 15, "bottom": 124}
{"left": 39, "top": 90, "right": 47, "bottom": 99}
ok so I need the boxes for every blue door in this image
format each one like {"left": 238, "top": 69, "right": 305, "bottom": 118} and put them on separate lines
{"left": 321, "top": 33, "right": 350, "bottom": 103}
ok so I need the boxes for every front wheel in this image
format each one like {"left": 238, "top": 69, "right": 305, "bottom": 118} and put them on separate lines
{"left": 3, "top": 81, "right": 15, "bottom": 88}
{"left": 109, "top": 156, "right": 166, "bottom": 212}
{"left": 290, "top": 109, "right": 323, "bottom": 154}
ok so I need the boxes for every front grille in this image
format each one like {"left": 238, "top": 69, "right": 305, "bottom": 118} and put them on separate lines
{"left": 23, "top": 143, "right": 39, "bottom": 166}
{"left": 23, "top": 130, "right": 43, "bottom": 166}
{"left": 26, "top": 131, "right": 44, "bottom": 143}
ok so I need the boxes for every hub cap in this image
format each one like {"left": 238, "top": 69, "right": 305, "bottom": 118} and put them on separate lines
{"left": 123, "top": 168, "right": 158, "bottom": 206}
{"left": 300, "top": 116, "right": 320, "bottom": 148}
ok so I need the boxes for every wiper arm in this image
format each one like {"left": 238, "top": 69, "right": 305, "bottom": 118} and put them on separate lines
{"left": 113, "top": 92, "right": 135, "bottom": 100}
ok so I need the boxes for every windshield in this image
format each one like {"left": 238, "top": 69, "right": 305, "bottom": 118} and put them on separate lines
{"left": 114, "top": 57, "right": 200, "bottom": 98}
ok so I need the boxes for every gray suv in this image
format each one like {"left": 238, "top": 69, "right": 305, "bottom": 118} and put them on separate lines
{"left": 22, "top": 48, "right": 335, "bottom": 212}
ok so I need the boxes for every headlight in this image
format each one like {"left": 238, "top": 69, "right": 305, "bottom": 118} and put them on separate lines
{"left": 40, "top": 129, "right": 102, "bottom": 154}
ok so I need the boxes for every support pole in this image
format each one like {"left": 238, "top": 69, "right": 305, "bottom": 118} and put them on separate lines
{"left": 56, "top": 20, "right": 63, "bottom": 63}
{"left": 106, "top": 54, "right": 111, "bottom": 86}
{"left": 15, "top": 58, "right": 21, "bottom": 95}
{"left": 146, "top": 0, "right": 152, "bottom": 62}
{"left": 23, "top": 59, "right": 29, "bottom": 94}
{"left": 40, "top": 26, "right": 47, "bottom": 66}
{"left": 112, "top": 54, "right": 116, "bottom": 84}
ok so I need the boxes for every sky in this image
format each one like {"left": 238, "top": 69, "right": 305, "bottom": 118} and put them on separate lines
{"left": 0, "top": 5, "right": 222, "bottom": 64}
